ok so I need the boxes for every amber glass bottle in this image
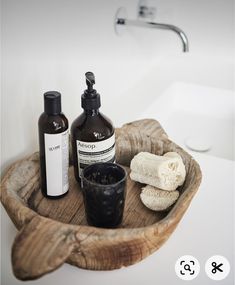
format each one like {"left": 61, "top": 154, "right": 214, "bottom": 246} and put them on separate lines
{"left": 71, "top": 72, "right": 115, "bottom": 184}
{"left": 38, "top": 91, "right": 69, "bottom": 198}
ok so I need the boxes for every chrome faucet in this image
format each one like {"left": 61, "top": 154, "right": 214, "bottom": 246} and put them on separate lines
{"left": 115, "top": 6, "right": 189, "bottom": 52}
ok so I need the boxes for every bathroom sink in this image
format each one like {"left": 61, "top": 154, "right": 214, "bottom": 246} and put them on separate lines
{"left": 140, "top": 82, "right": 234, "bottom": 161}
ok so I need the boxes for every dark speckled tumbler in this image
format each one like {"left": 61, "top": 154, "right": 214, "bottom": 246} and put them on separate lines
{"left": 82, "top": 162, "right": 127, "bottom": 228}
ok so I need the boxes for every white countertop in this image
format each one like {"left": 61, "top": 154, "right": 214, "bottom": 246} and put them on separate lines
{"left": 1, "top": 152, "right": 234, "bottom": 285}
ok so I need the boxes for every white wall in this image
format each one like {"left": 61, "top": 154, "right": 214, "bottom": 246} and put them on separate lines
{"left": 1, "top": 0, "right": 234, "bottom": 173}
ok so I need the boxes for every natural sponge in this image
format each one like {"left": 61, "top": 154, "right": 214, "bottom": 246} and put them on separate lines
{"left": 130, "top": 151, "right": 186, "bottom": 191}
{"left": 140, "top": 185, "right": 179, "bottom": 211}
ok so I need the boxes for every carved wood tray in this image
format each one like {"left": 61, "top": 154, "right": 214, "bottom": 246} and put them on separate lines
{"left": 0, "top": 119, "right": 202, "bottom": 280}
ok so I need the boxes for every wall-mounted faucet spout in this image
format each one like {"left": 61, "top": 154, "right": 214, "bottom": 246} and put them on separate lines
{"left": 116, "top": 18, "right": 189, "bottom": 52}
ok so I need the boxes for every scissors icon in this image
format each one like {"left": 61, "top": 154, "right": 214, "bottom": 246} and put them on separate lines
{"left": 212, "top": 262, "right": 223, "bottom": 274}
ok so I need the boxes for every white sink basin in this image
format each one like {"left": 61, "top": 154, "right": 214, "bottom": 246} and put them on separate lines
{"left": 140, "top": 82, "right": 235, "bottom": 161}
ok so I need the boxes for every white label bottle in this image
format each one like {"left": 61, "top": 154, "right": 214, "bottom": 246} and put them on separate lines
{"left": 38, "top": 91, "right": 69, "bottom": 198}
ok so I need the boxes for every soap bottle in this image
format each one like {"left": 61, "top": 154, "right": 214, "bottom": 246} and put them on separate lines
{"left": 38, "top": 91, "right": 69, "bottom": 198}
{"left": 71, "top": 72, "right": 115, "bottom": 183}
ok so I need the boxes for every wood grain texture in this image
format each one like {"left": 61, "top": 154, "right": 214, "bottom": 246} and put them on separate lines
{"left": 0, "top": 119, "right": 202, "bottom": 280}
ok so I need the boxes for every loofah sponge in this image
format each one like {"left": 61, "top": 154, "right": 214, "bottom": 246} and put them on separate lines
{"left": 140, "top": 185, "right": 179, "bottom": 211}
{"left": 130, "top": 151, "right": 186, "bottom": 191}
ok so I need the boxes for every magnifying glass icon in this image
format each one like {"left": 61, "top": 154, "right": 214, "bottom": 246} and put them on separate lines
{"left": 184, "top": 264, "right": 191, "bottom": 272}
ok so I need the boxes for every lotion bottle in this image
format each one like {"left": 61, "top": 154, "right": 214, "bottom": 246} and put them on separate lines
{"left": 38, "top": 91, "right": 69, "bottom": 198}
{"left": 71, "top": 72, "right": 115, "bottom": 183}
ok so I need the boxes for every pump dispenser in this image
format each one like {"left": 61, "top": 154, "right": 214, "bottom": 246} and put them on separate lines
{"left": 81, "top": 72, "right": 101, "bottom": 110}
{"left": 71, "top": 72, "right": 115, "bottom": 183}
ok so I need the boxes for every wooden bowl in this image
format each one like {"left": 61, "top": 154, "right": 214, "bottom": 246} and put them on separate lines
{"left": 0, "top": 119, "right": 202, "bottom": 280}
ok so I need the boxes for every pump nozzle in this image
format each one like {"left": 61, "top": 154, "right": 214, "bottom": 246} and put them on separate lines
{"left": 82, "top": 71, "right": 101, "bottom": 110}
{"left": 85, "top": 72, "right": 95, "bottom": 92}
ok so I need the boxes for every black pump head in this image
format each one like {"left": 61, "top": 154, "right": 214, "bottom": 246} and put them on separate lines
{"left": 85, "top": 72, "right": 95, "bottom": 92}
{"left": 82, "top": 71, "right": 101, "bottom": 110}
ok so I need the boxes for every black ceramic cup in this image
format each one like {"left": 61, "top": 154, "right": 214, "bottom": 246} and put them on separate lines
{"left": 82, "top": 162, "right": 127, "bottom": 228}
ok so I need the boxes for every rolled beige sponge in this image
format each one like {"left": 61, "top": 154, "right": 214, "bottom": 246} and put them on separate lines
{"left": 130, "top": 151, "right": 186, "bottom": 191}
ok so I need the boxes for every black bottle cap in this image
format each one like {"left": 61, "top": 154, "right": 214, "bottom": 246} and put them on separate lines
{"left": 44, "top": 91, "right": 61, "bottom": 115}
{"left": 81, "top": 72, "right": 101, "bottom": 110}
